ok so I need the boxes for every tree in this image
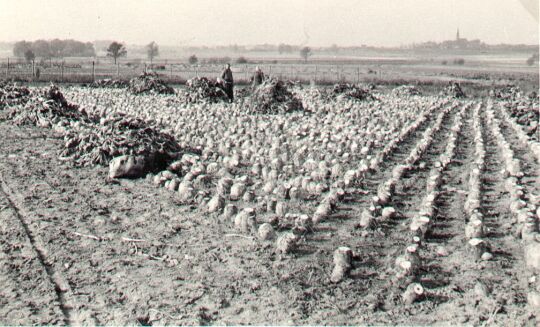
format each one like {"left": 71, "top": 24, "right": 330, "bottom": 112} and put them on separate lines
{"left": 188, "top": 54, "right": 198, "bottom": 64}
{"left": 147, "top": 41, "right": 159, "bottom": 64}
{"left": 13, "top": 41, "right": 32, "bottom": 58}
{"left": 526, "top": 53, "right": 539, "bottom": 66}
{"left": 13, "top": 39, "right": 95, "bottom": 59}
{"left": 236, "top": 56, "right": 248, "bottom": 64}
{"left": 24, "top": 49, "right": 35, "bottom": 63}
{"left": 106, "top": 42, "right": 127, "bottom": 64}
{"left": 50, "top": 39, "right": 65, "bottom": 57}
{"left": 278, "top": 43, "right": 293, "bottom": 54}
{"left": 33, "top": 40, "right": 52, "bottom": 58}
{"left": 300, "top": 46, "right": 312, "bottom": 63}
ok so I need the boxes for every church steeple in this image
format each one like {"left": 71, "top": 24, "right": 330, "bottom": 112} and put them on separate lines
{"left": 456, "top": 28, "right": 460, "bottom": 40}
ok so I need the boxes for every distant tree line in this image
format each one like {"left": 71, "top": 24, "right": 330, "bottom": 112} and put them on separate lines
{"left": 13, "top": 39, "right": 96, "bottom": 59}
{"left": 278, "top": 44, "right": 296, "bottom": 54}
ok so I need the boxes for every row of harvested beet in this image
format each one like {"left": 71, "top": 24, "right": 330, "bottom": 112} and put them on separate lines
{"left": 485, "top": 102, "right": 540, "bottom": 311}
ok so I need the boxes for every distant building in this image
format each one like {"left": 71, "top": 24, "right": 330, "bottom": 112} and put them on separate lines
{"left": 454, "top": 28, "right": 468, "bottom": 49}
{"left": 413, "top": 29, "right": 488, "bottom": 50}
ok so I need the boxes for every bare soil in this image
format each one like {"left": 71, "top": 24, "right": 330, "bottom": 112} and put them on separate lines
{"left": 0, "top": 96, "right": 538, "bottom": 325}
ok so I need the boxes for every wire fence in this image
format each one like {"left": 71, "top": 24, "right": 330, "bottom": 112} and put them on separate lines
{"left": 0, "top": 57, "right": 382, "bottom": 84}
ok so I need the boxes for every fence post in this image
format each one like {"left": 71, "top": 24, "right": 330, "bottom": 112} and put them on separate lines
{"left": 92, "top": 61, "right": 95, "bottom": 82}
{"left": 32, "top": 60, "right": 35, "bottom": 78}
{"left": 6, "top": 58, "right": 9, "bottom": 77}
{"left": 117, "top": 63, "right": 120, "bottom": 77}
{"left": 290, "top": 65, "right": 293, "bottom": 80}
{"left": 61, "top": 62, "right": 64, "bottom": 82}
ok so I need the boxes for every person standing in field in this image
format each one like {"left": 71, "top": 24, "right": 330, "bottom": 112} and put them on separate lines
{"left": 221, "top": 63, "right": 234, "bottom": 102}
{"left": 252, "top": 66, "right": 265, "bottom": 88}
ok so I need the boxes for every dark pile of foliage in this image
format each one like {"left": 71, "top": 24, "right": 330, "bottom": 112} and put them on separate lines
{"left": 507, "top": 103, "right": 539, "bottom": 139}
{"left": 489, "top": 85, "right": 527, "bottom": 101}
{"left": 8, "top": 85, "right": 84, "bottom": 126}
{"left": 245, "top": 78, "right": 304, "bottom": 114}
{"left": 331, "top": 83, "right": 375, "bottom": 101}
{"left": 0, "top": 81, "right": 31, "bottom": 109}
{"left": 7, "top": 85, "right": 181, "bottom": 166}
{"left": 494, "top": 85, "right": 539, "bottom": 140}
{"left": 90, "top": 79, "right": 128, "bottom": 89}
{"left": 129, "top": 72, "right": 175, "bottom": 95}
{"left": 59, "top": 113, "right": 181, "bottom": 166}
{"left": 392, "top": 85, "right": 422, "bottom": 97}
{"left": 184, "top": 77, "right": 229, "bottom": 103}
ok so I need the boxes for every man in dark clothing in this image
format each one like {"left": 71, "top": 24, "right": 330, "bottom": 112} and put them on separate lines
{"left": 252, "top": 66, "right": 265, "bottom": 88}
{"left": 221, "top": 63, "right": 234, "bottom": 102}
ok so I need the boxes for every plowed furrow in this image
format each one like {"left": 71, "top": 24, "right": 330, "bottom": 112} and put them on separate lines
{"left": 0, "top": 173, "right": 73, "bottom": 325}
{"left": 493, "top": 103, "right": 540, "bottom": 199}
{"left": 327, "top": 105, "right": 459, "bottom": 307}
{"left": 471, "top": 104, "right": 531, "bottom": 324}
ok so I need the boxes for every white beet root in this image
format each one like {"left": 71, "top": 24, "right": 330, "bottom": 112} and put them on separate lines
{"left": 528, "top": 291, "right": 540, "bottom": 311}
{"left": 330, "top": 247, "right": 353, "bottom": 283}
{"left": 276, "top": 232, "right": 299, "bottom": 254}
{"left": 402, "top": 283, "right": 424, "bottom": 305}
{"left": 293, "top": 214, "right": 312, "bottom": 234}
{"left": 229, "top": 182, "right": 246, "bottom": 200}
{"left": 207, "top": 194, "right": 225, "bottom": 213}
{"left": 258, "top": 223, "right": 276, "bottom": 240}
{"left": 313, "top": 202, "right": 331, "bottom": 224}
{"left": 266, "top": 198, "right": 277, "bottom": 213}
{"left": 381, "top": 207, "right": 396, "bottom": 220}
{"left": 109, "top": 155, "right": 147, "bottom": 179}
{"left": 223, "top": 204, "right": 238, "bottom": 222}
{"left": 524, "top": 241, "right": 540, "bottom": 272}
{"left": 289, "top": 187, "right": 301, "bottom": 200}
{"left": 465, "top": 219, "right": 483, "bottom": 239}
{"left": 275, "top": 202, "right": 287, "bottom": 217}
{"left": 410, "top": 216, "right": 431, "bottom": 239}
{"left": 468, "top": 238, "right": 489, "bottom": 260}
{"left": 216, "top": 178, "right": 233, "bottom": 196}
{"left": 234, "top": 208, "right": 256, "bottom": 233}
{"left": 167, "top": 178, "right": 179, "bottom": 191}
{"left": 521, "top": 217, "right": 538, "bottom": 242}
{"left": 242, "top": 190, "right": 254, "bottom": 202}
{"left": 177, "top": 186, "right": 195, "bottom": 202}
{"left": 359, "top": 209, "right": 374, "bottom": 229}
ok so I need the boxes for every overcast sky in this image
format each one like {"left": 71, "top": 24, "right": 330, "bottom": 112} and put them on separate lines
{"left": 0, "top": 0, "right": 538, "bottom": 46}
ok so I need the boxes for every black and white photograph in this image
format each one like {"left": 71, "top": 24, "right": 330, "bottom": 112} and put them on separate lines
{"left": 0, "top": 0, "right": 539, "bottom": 325}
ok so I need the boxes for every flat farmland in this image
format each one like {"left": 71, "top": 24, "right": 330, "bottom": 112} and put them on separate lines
{"left": 1, "top": 50, "right": 538, "bottom": 92}
{"left": 0, "top": 73, "right": 539, "bottom": 325}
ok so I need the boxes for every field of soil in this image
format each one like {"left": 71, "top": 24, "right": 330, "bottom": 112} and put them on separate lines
{"left": 0, "top": 79, "right": 539, "bottom": 325}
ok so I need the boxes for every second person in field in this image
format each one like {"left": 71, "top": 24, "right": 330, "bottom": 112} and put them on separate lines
{"left": 221, "top": 63, "right": 234, "bottom": 103}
